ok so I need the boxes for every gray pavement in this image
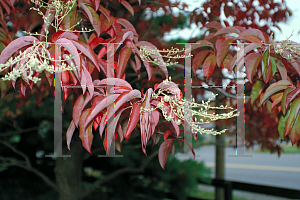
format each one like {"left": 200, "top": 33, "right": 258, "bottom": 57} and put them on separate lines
{"left": 176, "top": 145, "right": 300, "bottom": 200}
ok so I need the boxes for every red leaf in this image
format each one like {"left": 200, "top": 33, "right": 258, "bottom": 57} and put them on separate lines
{"left": 0, "top": 36, "right": 39, "bottom": 64}
{"left": 281, "top": 87, "right": 294, "bottom": 115}
{"left": 272, "top": 57, "right": 287, "bottom": 80}
{"left": 94, "top": 0, "right": 100, "bottom": 11}
{"left": 178, "top": 138, "right": 195, "bottom": 159}
{"left": 164, "top": 130, "right": 173, "bottom": 141}
{"left": 93, "top": 111, "right": 103, "bottom": 130}
{"left": 94, "top": 78, "right": 133, "bottom": 90}
{"left": 260, "top": 80, "right": 294, "bottom": 106}
{"left": 158, "top": 139, "right": 174, "bottom": 170}
{"left": 98, "top": 5, "right": 111, "bottom": 21}
{"left": 192, "top": 50, "right": 212, "bottom": 74}
{"left": 60, "top": 71, "right": 69, "bottom": 100}
{"left": 216, "top": 39, "right": 234, "bottom": 67}
{"left": 52, "top": 31, "right": 78, "bottom": 42}
{"left": 66, "top": 120, "right": 76, "bottom": 150}
{"left": 286, "top": 86, "right": 300, "bottom": 110}
{"left": 202, "top": 21, "right": 223, "bottom": 30}
{"left": 79, "top": 1, "right": 101, "bottom": 36}
{"left": 72, "top": 92, "right": 91, "bottom": 127}
{"left": 113, "top": 30, "right": 134, "bottom": 51}
{"left": 105, "top": 106, "right": 129, "bottom": 154}
{"left": 83, "top": 93, "right": 120, "bottom": 129}
{"left": 117, "top": 46, "right": 132, "bottom": 78}
{"left": 100, "top": 14, "right": 114, "bottom": 35}
{"left": 125, "top": 103, "right": 141, "bottom": 140}
{"left": 70, "top": 40, "right": 102, "bottom": 73}
{"left": 112, "top": 19, "right": 122, "bottom": 37}
{"left": 245, "top": 53, "right": 262, "bottom": 83}
{"left": 20, "top": 79, "right": 26, "bottom": 97}
{"left": 82, "top": 65, "right": 94, "bottom": 99}
{"left": 106, "top": 90, "right": 141, "bottom": 126}
{"left": 116, "top": 18, "right": 138, "bottom": 37}
{"left": 79, "top": 108, "right": 94, "bottom": 153}
{"left": 214, "top": 27, "right": 241, "bottom": 36}
{"left": 221, "top": 53, "right": 233, "bottom": 70}
{"left": 134, "top": 48, "right": 152, "bottom": 80}
{"left": 203, "top": 54, "right": 216, "bottom": 79}
{"left": 120, "top": 0, "right": 134, "bottom": 16}
{"left": 99, "top": 112, "right": 107, "bottom": 138}
{"left": 240, "top": 29, "right": 266, "bottom": 43}
{"left": 215, "top": 37, "right": 225, "bottom": 53}
{"left": 271, "top": 92, "right": 283, "bottom": 110}
{"left": 135, "top": 41, "right": 168, "bottom": 78}
{"left": 117, "top": 122, "right": 124, "bottom": 142}
{"left": 140, "top": 88, "right": 153, "bottom": 155}
{"left": 285, "top": 57, "right": 300, "bottom": 76}
{"left": 81, "top": 68, "right": 87, "bottom": 94}
{"left": 150, "top": 109, "right": 160, "bottom": 136}
{"left": 192, "top": 40, "right": 215, "bottom": 51}
{"left": 56, "top": 38, "right": 81, "bottom": 71}
{"left": 237, "top": 35, "right": 262, "bottom": 45}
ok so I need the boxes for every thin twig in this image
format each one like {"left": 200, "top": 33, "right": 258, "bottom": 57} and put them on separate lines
{"left": 81, "top": 150, "right": 158, "bottom": 199}
{"left": 0, "top": 140, "right": 58, "bottom": 191}
{"left": 0, "top": 126, "right": 39, "bottom": 137}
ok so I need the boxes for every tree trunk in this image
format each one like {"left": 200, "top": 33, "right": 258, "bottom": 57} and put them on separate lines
{"left": 215, "top": 133, "right": 225, "bottom": 200}
{"left": 54, "top": 135, "right": 85, "bottom": 200}
{"left": 215, "top": 97, "right": 226, "bottom": 200}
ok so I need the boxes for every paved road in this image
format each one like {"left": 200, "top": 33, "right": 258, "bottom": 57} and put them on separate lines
{"left": 176, "top": 145, "right": 300, "bottom": 200}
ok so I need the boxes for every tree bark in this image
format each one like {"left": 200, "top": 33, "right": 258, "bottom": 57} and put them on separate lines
{"left": 215, "top": 133, "right": 225, "bottom": 200}
{"left": 215, "top": 97, "right": 226, "bottom": 200}
{"left": 54, "top": 135, "right": 85, "bottom": 200}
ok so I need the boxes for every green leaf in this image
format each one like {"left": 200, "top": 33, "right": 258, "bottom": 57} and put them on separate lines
{"left": 0, "top": 166, "right": 7, "bottom": 172}
{"left": 289, "top": 110, "right": 300, "bottom": 146}
{"left": 250, "top": 80, "right": 264, "bottom": 105}
{"left": 262, "top": 48, "right": 270, "bottom": 83}
{"left": 278, "top": 109, "right": 290, "bottom": 140}
{"left": 270, "top": 58, "right": 276, "bottom": 76}
{"left": 284, "top": 97, "right": 300, "bottom": 138}
{"left": 9, "top": 135, "right": 20, "bottom": 143}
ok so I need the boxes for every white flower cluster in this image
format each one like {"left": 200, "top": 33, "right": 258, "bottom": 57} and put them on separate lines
{"left": 0, "top": 42, "right": 78, "bottom": 83}
{"left": 141, "top": 77, "right": 240, "bottom": 135}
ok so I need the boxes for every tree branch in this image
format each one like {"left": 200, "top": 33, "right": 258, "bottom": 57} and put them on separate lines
{"left": 81, "top": 150, "right": 159, "bottom": 199}
{"left": 0, "top": 140, "right": 58, "bottom": 191}
{"left": 0, "top": 126, "right": 39, "bottom": 137}
{"left": 169, "top": 64, "right": 250, "bottom": 99}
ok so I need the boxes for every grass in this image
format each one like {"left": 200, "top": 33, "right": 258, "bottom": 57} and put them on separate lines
{"left": 189, "top": 188, "right": 256, "bottom": 200}
{"left": 249, "top": 143, "right": 300, "bottom": 153}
